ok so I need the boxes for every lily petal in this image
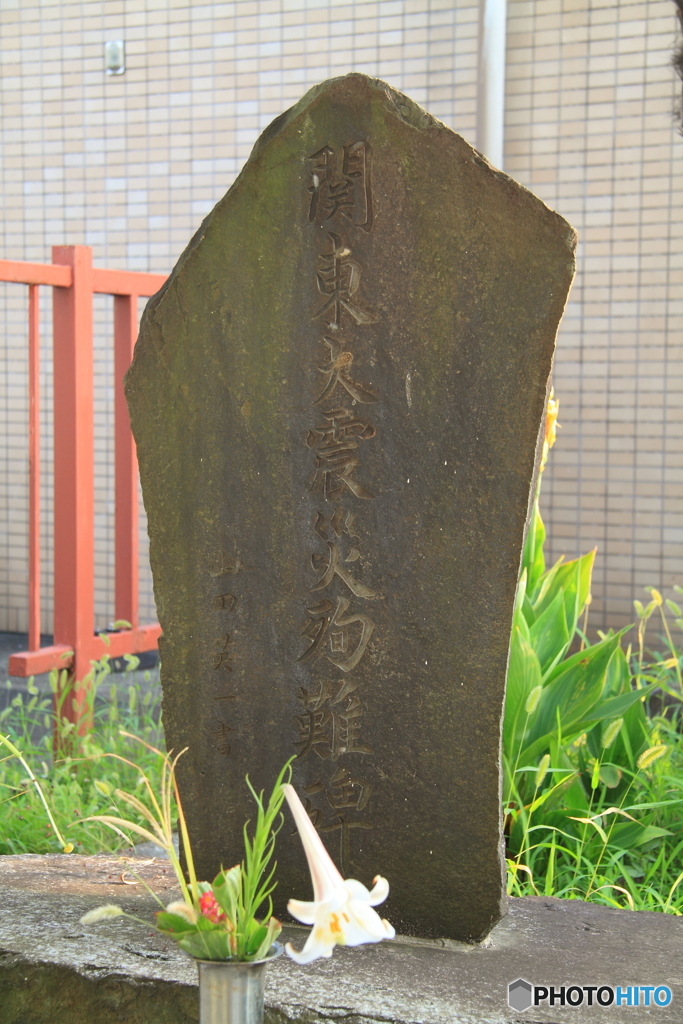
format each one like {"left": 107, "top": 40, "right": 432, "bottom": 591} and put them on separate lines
{"left": 283, "top": 783, "right": 344, "bottom": 901}
{"left": 346, "top": 899, "right": 390, "bottom": 941}
{"left": 342, "top": 878, "right": 373, "bottom": 903}
{"left": 287, "top": 898, "right": 318, "bottom": 925}
{"left": 367, "top": 875, "right": 390, "bottom": 906}
{"left": 285, "top": 937, "right": 334, "bottom": 965}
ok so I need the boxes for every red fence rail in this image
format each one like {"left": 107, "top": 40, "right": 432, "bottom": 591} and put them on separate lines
{"left": 0, "top": 246, "right": 168, "bottom": 727}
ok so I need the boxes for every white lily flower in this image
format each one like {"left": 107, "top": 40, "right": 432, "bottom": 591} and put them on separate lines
{"left": 283, "top": 783, "right": 395, "bottom": 964}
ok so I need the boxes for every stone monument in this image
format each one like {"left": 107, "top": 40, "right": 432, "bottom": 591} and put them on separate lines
{"left": 125, "top": 74, "right": 576, "bottom": 942}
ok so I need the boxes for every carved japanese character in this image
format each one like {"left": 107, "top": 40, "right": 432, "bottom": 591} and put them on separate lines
{"left": 342, "top": 141, "right": 374, "bottom": 232}
{"left": 209, "top": 551, "right": 241, "bottom": 578}
{"left": 299, "top": 596, "right": 375, "bottom": 673}
{"left": 320, "top": 811, "right": 373, "bottom": 877}
{"left": 307, "top": 407, "right": 376, "bottom": 501}
{"left": 325, "top": 765, "right": 372, "bottom": 812}
{"left": 310, "top": 540, "right": 377, "bottom": 599}
{"left": 214, "top": 592, "right": 237, "bottom": 611}
{"left": 295, "top": 678, "right": 373, "bottom": 760}
{"left": 212, "top": 633, "right": 234, "bottom": 671}
{"left": 213, "top": 720, "right": 233, "bottom": 759}
{"left": 307, "top": 143, "right": 374, "bottom": 232}
{"left": 312, "top": 232, "right": 378, "bottom": 329}
{"left": 314, "top": 336, "right": 377, "bottom": 406}
{"left": 308, "top": 146, "right": 353, "bottom": 223}
{"left": 314, "top": 508, "right": 359, "bottom": 541}
{"left": 213, "top": 687, "right": 236, "bottom": 702}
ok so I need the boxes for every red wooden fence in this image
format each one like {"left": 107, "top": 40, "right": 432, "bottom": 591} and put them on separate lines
{"left": 0, "top": 246, "right": 168, "bottom": 727}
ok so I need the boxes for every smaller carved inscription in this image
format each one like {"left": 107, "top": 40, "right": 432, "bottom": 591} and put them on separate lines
{"left": 209, "top": 551, "right": 239, "bottom": 578}
{"left": 213, "top": 687, "right": 236, "bottom": 702}
{"left": 212, "top": 633, "right": 234, "bottom": 671}
{"left": 213, "top": 720, "right": 233, "bottom": 759}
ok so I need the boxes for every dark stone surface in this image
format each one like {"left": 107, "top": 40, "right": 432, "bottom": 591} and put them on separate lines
{"left": 1, "top": 855, "right": 682, "bottom": 1024}
{"left": 126, "top": 73, "right": 576, "bottom": 942}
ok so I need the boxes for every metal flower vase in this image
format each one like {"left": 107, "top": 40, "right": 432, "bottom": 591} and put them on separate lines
{"left": 197, "top": 945, "right": 283, "bottom": 1024}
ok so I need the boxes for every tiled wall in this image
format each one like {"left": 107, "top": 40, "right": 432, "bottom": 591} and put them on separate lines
{"left": 0, "top": 0, "right": 681, "bottom": 637}
{"left": 505, "top": 0, "right": 683, "bottom": 631}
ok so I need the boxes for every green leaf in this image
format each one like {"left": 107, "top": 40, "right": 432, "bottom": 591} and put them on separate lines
{"left": 607, "top": 822, "right": 673, "bottom": 851}
{"left": 533, "top": 550, "right": 595, "bottom": 639}
{"left": 522, "top": 501, "right": 547, "bottom": 597}
{"left": 513, "top": 574, "right": 534, "bottom": 638}
{"left": 251, "top": 916, "right": 281, "bottom": 961}
{"left": 529, "top": 633, "right": 623, "bottom": 744}
{"left": 521, "top": 592, "right": 536, "bottom": 629}
{"left": 246, "top": 923, "right": 268, "bottom": 956}
{"left": 529, "top": 591, "right": 570, "bottom": 674}
{"left": 599, "top": 764, "right": 622, "bottom": 788}
{"left": 576, "top": 685, "right": 653, "bottom": 725}
{"left": 155, "top": 911, "right": 197, "bottom": 934}
{"left": 213, "top": 864, "right": 240, "bottom": 923}
{"left": 504, "top": 627, "right": 542, "bottom": 754}
{"left": 603, "top": 645, "right": 631, "bottom": 697}
{"left": 177, "top": 927, "right": 234, "bottom": 961}
{"left": 529, "top": 555, "right": 565, "bottom": 612}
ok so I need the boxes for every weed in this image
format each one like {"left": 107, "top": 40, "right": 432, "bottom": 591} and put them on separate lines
{"left": 0, "top": 656, "right": 163, "bottom": 855}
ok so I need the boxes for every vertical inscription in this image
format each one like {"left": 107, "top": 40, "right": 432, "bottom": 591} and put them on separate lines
{"left": 209, "top": 552, "right": 239, "bottom": 758}
{"left": 297, "top": 140, "right": 379, "bottom": 874}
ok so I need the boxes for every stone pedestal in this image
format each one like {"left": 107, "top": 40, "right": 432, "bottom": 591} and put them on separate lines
{"left": 0, "top": 854, "right": 680, "bottom": 1023}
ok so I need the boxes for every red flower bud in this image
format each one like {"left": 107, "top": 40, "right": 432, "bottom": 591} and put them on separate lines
{"left": 199, "top": 891, "right": 227, "bottom": 924}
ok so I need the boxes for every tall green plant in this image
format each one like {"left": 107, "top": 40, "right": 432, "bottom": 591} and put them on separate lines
{"left": 503, "top": 394, "right": 681, "bottom": 910}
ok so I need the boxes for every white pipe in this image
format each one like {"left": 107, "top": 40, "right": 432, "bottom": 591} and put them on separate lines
{"left": 477, "top": 0, "right": 507, "bottom": 170}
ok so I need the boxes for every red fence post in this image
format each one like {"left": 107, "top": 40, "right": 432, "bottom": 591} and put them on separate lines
{"left": 28, "top": 284, "right": 41, "bottom": 652}
{"left": 114, "top": 294, "right": 139, "bottom": 629}
{"left": 3, "top": 255, "right": 166, "bottom": 684}
{"left": 52, "top": 245, "right": 95, "bottom": 731}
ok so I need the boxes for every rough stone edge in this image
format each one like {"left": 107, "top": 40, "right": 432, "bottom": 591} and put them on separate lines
{"left": 0, "top": 949, "right": 413, "bottom": 1024}
{"left": 268, "top": 1004, "right": 415, "bottom": 1024}
{"left": 0, "top": 949, "right": 198, "bottom": 1024}
{"left": 128, "top": 71, "right": 577, "bottom": 379}
{"left": 136, "top": 74, "right": 439, "bottom": 314}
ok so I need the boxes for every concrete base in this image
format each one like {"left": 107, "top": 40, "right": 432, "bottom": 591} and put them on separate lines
{"left": 0, "top": 854, "right": 681, "bottom": 1023}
